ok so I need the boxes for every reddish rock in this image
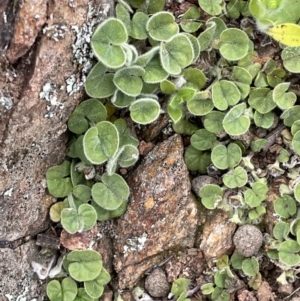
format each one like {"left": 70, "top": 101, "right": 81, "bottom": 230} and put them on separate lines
{"left": 114, "top": 134, "right": 199, "bottom": 289}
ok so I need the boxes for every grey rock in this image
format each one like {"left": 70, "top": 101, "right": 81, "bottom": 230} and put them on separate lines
{"left": 145, "top": 268, "right": 170, "bottom": 298}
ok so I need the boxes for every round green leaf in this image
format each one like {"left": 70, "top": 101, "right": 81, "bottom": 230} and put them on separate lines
{"left": 183, "top": 68, "right": 207, "bottom": 89}
{"left": 199, "top": 184, "right": 223, "bottom": 210}
{"left": 197, "top": 21, "right": 216, "bottom": 51}
{"left": 112, "top": 90, "right": 135, "bottom": 108}
{"left": 219, "top": 28, "right": 249, "bottom": 61}
{"left": 74, "top": 288, "right": 95, "bottom": 301}
{"left": 91, "top": 18, "right": 128, "bottom": 68}
{"left": 198, "top": 0, "right": 223, "bottom": 15}
{"left": 244, "top": 182, "right": 268, "bottom": 208}
{"left": 223, "top": 166, "right": 247, "bottom": 189}
{"left": 160, "top": 34, "right": 194, "bottom": 75}
{"left": 291, "top": 120, "right": 300, "bottom": 135}
{"left": 118, "top": 144, "right": 139, "bottom": 167}
{"left": 242, "top": 257, "right": 259, "bottom": 277}
{"left": 85, "top": 63, "right": 116, "bottom": 98}
{"left": 92, "top": 199, "right": 127, "bottom": 221}
{"left": 84, "top": 267, "right": 111, "bottom": 299}
{"left": 273, "top": 222, "right": 290, "bottom": 242}
{"left": 248, "top": 205, "right": 266, "bottom": 220}
{"left": 67, "top": 250, "right": 103, "bottom": 282}
{"left": 273, "top": 82, "right": 296, "bottom": 110}
{"left": 171, "top": 278, "right": 191, "bottom": 297}
{"left": 83, "top": 121, "right": 119, "bottom": 164}
{"left": 253, "top": 111, "right": 274, "bottom": 129}
{"left": 131, "top": 12, "right": 148, "bottom": 40}
{"left": 248, "top": 88, "right": 276, "bottom": 114}
{"left": 187, "top": 91, "right": 214, "bottom": 116}
{"left": 146, "top": 12, "right": 179, "bottom": 41}
{"left": 92, "top": 173, "right": 130, "bottom": 211}
{"left": 183, "top": 33, "right": 201, "bottom": 63}
{"left": 292, "top": 130, "right": 300, "bottom": 156}
{"left": 212, "top": 80, "right": 240, "bottom": 111}
{"left": 180, "top": 6, "right": 201, "bottom": 33}
{"left": 113, "top": 66, "right": 145, "bottom": 97}
{"left": 46, "top": 160, "right": 73, "bottom": 198}
{"left": 184, "top": 145, "right": 211, "bottom": 173}
{"left": 143, "top": 54, "right": 168, "bottom": 84}
{"left": 282, "top": 47, "right": 300, "bottom": 73}
{"left": 232, "top": 66, "right": 252, "bottom": 99}
{"left": 203, "top": 111, "right": 225, "bottom": 133}
{"left": 211, "top": 143, "right": 242, "bottom": 170}
{"left": 211, "top": 287, "right": 230, "bottom": 301}
{"left": 201, "top": 283, "right": 215, "bottom": 295}
{"left": 294, "top": 182, "right": 300, "bottom": 203}
{"left": 274, "top": 195, "right": 297, "bottom": 218}
{"left": 279, "top": 240, "right": 300, "bottom": 266}
{"left": 50, "top": 202, "right": 64, "bottom": 223}
{"left": 280, "top": 106, "right": 300, "bottom": 127}
{"left": 47, "top": 278, "right": 77, "bottom": 301}
{"left": 190, "top": 129, "right": 216, "bottom": 151}
{"left": 222, "top": 103, "right": 250, "bottom": 135}
{"left": 68, "top": 99, "right": 107, "bottom": 134}
{"left": 129, "top": 98, "right": 160, "bottom": 124}
{"left": 231, "top": 253, "right": 245, "bottom": 270}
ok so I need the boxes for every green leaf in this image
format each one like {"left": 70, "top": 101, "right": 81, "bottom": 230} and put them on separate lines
{"left": 160, "top": 80, "right": 177, "bottom": 94}
{"left": 130, "top": 98, "right": 160, "bottom": 124}
{"left": 253, "top": 111, "right": 274, "bottom": 129}
{"left": 274, "top": 195, "right": 297, "bottom": 218}
{"left": 47, "top": 278, "right": 77, "bottom": 301}
{"left": 223, "top": 166, "right": 247, "bottom": 189}
{"left": 244, "top": 182, "right": 268, "bottom": 207}
{"left": 199, "top": 184, "right": 223, "bottom": 209}
{"left": 131, "top": 12, "right": 148, "bottom": 40}
{"left": 267, "top": 23, "right": 300, "bottom": 47}
{"left": 273, "top": 82, "right": 297, "bottom": 110}
{"left": 231, "top": 253, "right": 245, "bottom": 270}
{"left": 190, "top": 129, "right": 216, "bottom": 151}
{"left": 282, "top": 47, "right": 300, "bottom": 73}
{"left": 50, "top": 202, "right": 64, "bottom": 223}
{"left": 219, "top": 28, "right": 249, "bottom": 61}
{"left": 183, "top": 33, "right": 201, "bottom": 63}
{"left": 279, "top": 240, "right": 300, "bottom": 266}
{"left": 292, "top": 130, "right": 300, "bottom": 156}
{"left": 61, "top": 204, "right": 97, "bottom": 234}
{"left": 118, "top": 145, "right": 139, "bottom": 168}
{"left": 232, "top": 66, "right": 252, "bottom": 99}
{"left": 168, "top": 105, "right": 183, "bottom": 124}
{"left": 187, "top": 91, "right": 214, "bottom": 116}
{"left": 198, "top": 0, "right": 223, "bottom": 15}
{"left": 211, "top": 287, "right": 230, "bottom": 301}
{"left": 92, "top": 200, "right": 127, "bottom": 221}
{"left": 46, "top": 160, "right": 73, "bottom": 198}
{"left": 273, "top": 222, "right": 290, "bottom": 242}
{"left": 91, "top": 173, "right": 130, "bottom": 211}
{"left": 201, "top": 283, "right": 215, "bottom": 295}
{"left": 114, "top": 118, "right": 139, "bottom": 148}
{"left": 116, "top": 3, "right": 131, "bottom": 35}
{"left": 184, "top": 146, "right": 211, "bottom": 173}
{"left": 67, "top": 250, "right": 103, "bottom": 282}
{"left": 197, "top": 21, "right": 216, "bottom": 51}
{"left": 180, "top": 6, "right": 201, "bottom": 33}
{"left": 172, "top": 119, "right": 198, "bottom": 135}
{"left": 146, "top": 12, "right": 179, "bottom": 41}
{"left": 222, "top": 103, "right": 250, "bottom": 135}
{"left": 292, "top": 120, "right": 300, "bottom": 135}
{"left": 171, "top": 278, "right": 190, "bottom": 297}
{"left": 183, "top": 68, "right": 207, "bottom": 89}
{"left": 242, "top": 257, "right": 259, "bottom": 277}
{"left": 248, "top": 205, "right": 266, "bottom": 220}
{"left": 83, "top": 121, "right": 119, "bottom": 164}
{"left": 294, "top": 182, "right": 300, "bottom": 203}
{"left": 160, "top": 34, "right": 194, "bottom": 75}
{"left": 85, "top": 63, "right": 116, "bottom": 99}
{"left": 68, "top": 99, "right": 107, "bottom": 134}
{"left": 281, "top": 106, "right": 300, "bottom": 126}
{"left": 248, "top": 88, "right": 276, "bottom": 114}
{"left": 113, "top": 66, "right": 145, "bottom": 97}
{"left": 203, "top": 111, "right": 225, "bottom": 133}
{"left": 84, "top": 267, "right": 111, "bottom": 299}
{"left": 112, "top": 90, "right": 135, "bottom": 108}
{"left": 212, "top": 80, "right": 240, "bottom": 111}
{"left": 143, "top": 54, "right": 168, "bottom": 84}
{"left": 74, "top": 288, "right": 95, "bottom": 301}
{"left": 211, "top": 143, "right": 242, "bottom": 170}
{"left": 91, "top": 18, "right": 128, "bottom": 68}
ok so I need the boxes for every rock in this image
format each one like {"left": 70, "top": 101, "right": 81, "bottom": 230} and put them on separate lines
{"left": 199, "top": 210, "right": 236, "bottom": 259}
{"left": 256, "top": 281, "right": 275, "bottom": 301}
{"left": 0, "top": 240, "right": 48, "bottom": 300}
{"left": 278, "top": 283, "right": 294, "bottom": 295}
{"left": 233, "top": 225, "right": 263, "bottom": 257}
{"left": 145, "top": 268, "right": 170, "bottom": 298}
{"left": 113, "top": 134, "right": 198, "bottom": 289}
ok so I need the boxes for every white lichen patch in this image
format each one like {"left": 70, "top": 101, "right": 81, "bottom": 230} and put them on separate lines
{"left": 0, "top": 96, "right": 13, "bottom": 111}
{"left": 39, "top": 83, "right": 65, "bottom": 118}
{"left": 65, "top": 2, "right": 110, "bottom": 95}
{"left": 43, "top": 24, "right": 68, "bottom": 42}
{"left": 123, "top": 233, "right": 148, "bottom": 254}
{"left": 4, "top": 187, "right": 13, "bottom": 197}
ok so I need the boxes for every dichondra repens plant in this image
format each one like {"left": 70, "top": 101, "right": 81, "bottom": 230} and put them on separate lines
{"left": 42, "top": 0, "right": 300, "bottom": 299}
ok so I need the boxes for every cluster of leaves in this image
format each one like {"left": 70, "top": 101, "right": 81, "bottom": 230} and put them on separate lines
{"left": 47, "top": 250, "right": 111, "bottom": 301}
{"left": 201, "top": 254, "right": 261, "bottom": 301}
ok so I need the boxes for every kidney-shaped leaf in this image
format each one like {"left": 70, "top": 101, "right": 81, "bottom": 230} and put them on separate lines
{"left": 83, "top": 121, "right": 119, "bottom": 164}
{"left": 279, "top": 240, "right": 300, "bottom": 266}
{"left": 242, "top": 257, "right": 259, "bottom": 277}
{"left": 198, "top": 0, "right": 223, "bottom": 15}
{"left": 113, "top": 66, "right": 145, "bottom": 97}
{"left": 180, "top": 6, "right": 201, "bottom": 33}
{"left": 129, "top": 98, "right": 160, "bottom": 124}
{"left": 91, "top": 18, "right": 128, "bottom": 68}
{"left": 67, "top": 250, "right": 103, "bottom": 282}
{"left": 274, "top": 195, "right": 297, "bottom": 218}
{"left": 47, "top": 278, "right": 77, "bottom": 301}
{"left": 191, "top": 129, "right": 216, "bottom": 151}
{"left": 223, "top": 166, "right": 247, "bottom": 189}
{"left": 146, "top": 12, "right": 179, "bottom": 41}
{"left": 222, "top": 103, "right": 250, "bottom": 135}
{"left": 92, "top": 172, "right": 130, "bottom": 211}
{"left": 199, "top": 184, "right": 223, "bottom": 209}
{"left": 46, "top": 160, "right": 73, "bottom": 198}
{"left": 68, "top": 99, "right": 107, "bottom": 134}
{"left": 273, "top": 82, "right": 296, "bottom": 110}
{"left": 244, "top": 182, "right": 268, "bottom": 208}
{"left": 187, "top": 91, "right": 214, "bottom": 116}
{"left": 281, "top": 106, "right": 300, "bottom": 126}
{"left": 282, "top": 46, "right": 300, "bottom": 73}
{"left": 160, "top": 34, "right": 194, "bottom": 75}
{"left": 219, "top": 28, "right": 249, "bottom": 61}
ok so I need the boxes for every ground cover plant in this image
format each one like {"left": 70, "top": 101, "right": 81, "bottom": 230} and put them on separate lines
{"left": 40, "top": 0, "right": 300, "bottom": 300}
